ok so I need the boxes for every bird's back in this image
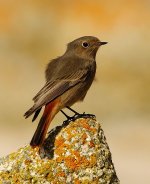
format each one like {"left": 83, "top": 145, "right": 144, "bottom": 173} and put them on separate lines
{"left": 45, "top": 54, "right": 94, "bottom": 82}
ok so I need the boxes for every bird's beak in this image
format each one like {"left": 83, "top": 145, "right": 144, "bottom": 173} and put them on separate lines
{"left": 97, "top": 41, "right": 108, "bottom": 46}
{"left": 96, "top": 41, "right": 108, "bottom": 47}
{"left": 100, "top": 41, "right": 108, "bottom": 45}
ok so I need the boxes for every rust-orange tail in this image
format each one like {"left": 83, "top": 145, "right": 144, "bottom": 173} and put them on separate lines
{"left": 30, "top": 99, "right": 60, "bottom": 147}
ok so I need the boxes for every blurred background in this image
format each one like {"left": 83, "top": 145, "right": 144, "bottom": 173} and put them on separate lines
{"left": 0, "top": 0, "right": 150, "bottom": 183}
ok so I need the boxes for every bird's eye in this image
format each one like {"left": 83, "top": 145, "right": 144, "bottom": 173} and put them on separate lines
{"left": 82, "top": 42, "right": 89, "bottom": 48}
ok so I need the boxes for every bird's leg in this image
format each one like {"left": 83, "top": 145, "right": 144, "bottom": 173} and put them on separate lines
{"left": 66, "top": 106, "right": 96, "bottom": 120}
{"left": 60, "top": 110, "right": 71, "bottom": 119}
{"left": 66, "top": 106, "right": 79, "bottom": 115}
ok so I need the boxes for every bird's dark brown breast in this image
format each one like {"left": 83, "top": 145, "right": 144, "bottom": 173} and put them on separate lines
{"left": 78, "top": 60, "right": 96, "bottom": 101}
{"left": 58, "top": 59, "right": 96, "bottom": 107}
{"left": 85, "top": 60, "right": 96, "bottom": 86}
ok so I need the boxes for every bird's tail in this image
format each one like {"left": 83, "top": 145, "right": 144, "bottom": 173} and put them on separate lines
{"left": 30, "top": 99, "right": 60, "bottom": 147}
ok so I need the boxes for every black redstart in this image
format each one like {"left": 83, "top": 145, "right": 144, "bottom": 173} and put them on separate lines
{"left": 24, "top": 36, "right": 107, "bottom": 147}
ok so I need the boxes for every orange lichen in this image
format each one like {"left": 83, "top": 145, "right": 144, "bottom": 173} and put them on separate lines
{"left": 55, "top": 142, "right": 72, "bottom": 156}
{"left": 64, "top": 156, "right": 78, "bottom": 170}
{"left": 72, "top": 150, "right": 80, "bottom": 158}
{"left": 65, "top": 154, "right": 90, "bottom": 170}
{"left": 81, "top": 133, "right": 87, "bottom": 144}
{"left": 74, "top": 178, "right": 81, "bottom": 184}
{"left": 90, "top": 154, "right": 97, "bottom": 167}
{"left": 24, "top": 159, "right": 32, "bottom": 165}
{"left": 63, "top": 143, "right": 71, "bottom": 149}
{"left": 56, "top": 171, "right": 66, "bottom": 177}
{"left": 66, "top": 128, "right": 74, "bottom": 141}
{"left": 76, "top": 118, "right": 97, "bottom": 134}
{"left": 67, "top": 133, "right": 73, "bottom": 141}
{"left": 55, "top": 148, "right": 65, "bottom": 156}
{"left": 56, "top": 157, "right": 64, "bottom": 163}
{"left": 79, "top": 156, "right": 90, "bottom": 167}
{"left": 90, "top": 127, "right": 97, "bottom": 133}
{"left": 55, "top": 136, "right": 65, "bottom": 147}
{"left": 80, "top": 120, "right": 91, "bottom": 130}
{"left": 89, "top": 141, "right": 95, "bottom": 148}
{"left": 72, "top": 140, "right": 78, "bottom": 147}
{"left": 0, "top": 118, "right": 119, "bottom": 183}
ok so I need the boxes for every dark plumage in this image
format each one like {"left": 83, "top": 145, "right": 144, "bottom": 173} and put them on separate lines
{"left": 24, "top": 36, "right": 107, "bottom": 146}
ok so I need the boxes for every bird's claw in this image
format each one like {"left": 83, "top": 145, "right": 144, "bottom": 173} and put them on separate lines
{"left": 63, "top": 112, "right": 96, "bottom": 125}
{"left": 75, "top": 113, "right": 96, "bottom": 120}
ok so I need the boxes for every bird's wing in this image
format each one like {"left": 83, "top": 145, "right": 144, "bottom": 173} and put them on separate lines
{"left": 24, "top": 61, "right": 90, "bottom": 119}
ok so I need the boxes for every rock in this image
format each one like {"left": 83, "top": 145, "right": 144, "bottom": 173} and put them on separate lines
{"left": 0, "top": 116, "right": 120, "bottom": 183}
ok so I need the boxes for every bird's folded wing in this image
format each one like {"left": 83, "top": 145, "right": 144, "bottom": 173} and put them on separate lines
{"left": 24, "top": 68, "right": 89, "bottom": 118}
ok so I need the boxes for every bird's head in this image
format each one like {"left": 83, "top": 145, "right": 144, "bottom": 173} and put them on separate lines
{"left": 66, "top": 36, "right": 107, "bottom": 60}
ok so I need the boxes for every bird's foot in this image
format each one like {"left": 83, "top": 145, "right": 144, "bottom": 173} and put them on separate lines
{"left": 72, "top": 112, "right": 96, "bottom": 121}
{"left": 66, "top": 106, "right": 80, "bottom": 115}
{"left": 63, "top": 112, "right": 96, "bottom": 124}
{"left": 60, "top": 110, "right": 71, "bottom": 119}
{"left": 61, "top": 110, "right": 76, "bottom": 126}
{"left": 61, "top": 107, "right": 96, "bottom": 125}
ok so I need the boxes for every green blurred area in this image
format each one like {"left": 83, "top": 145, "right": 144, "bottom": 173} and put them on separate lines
{"left": 0, "top": 1, "right": 150, "bottom": 183}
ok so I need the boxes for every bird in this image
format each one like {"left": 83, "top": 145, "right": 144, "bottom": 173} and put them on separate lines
{"left": 24, "top": 36, "right": 107, "bottom": 147}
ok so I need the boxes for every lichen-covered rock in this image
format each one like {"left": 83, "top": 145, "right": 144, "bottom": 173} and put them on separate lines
{"left": 0, "top": 116, "right": 119, "bottom": 184}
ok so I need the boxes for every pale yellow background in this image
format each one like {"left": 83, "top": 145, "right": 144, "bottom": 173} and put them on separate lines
{"left": 0, "top": 1, "right": 150, "bottom": 183}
